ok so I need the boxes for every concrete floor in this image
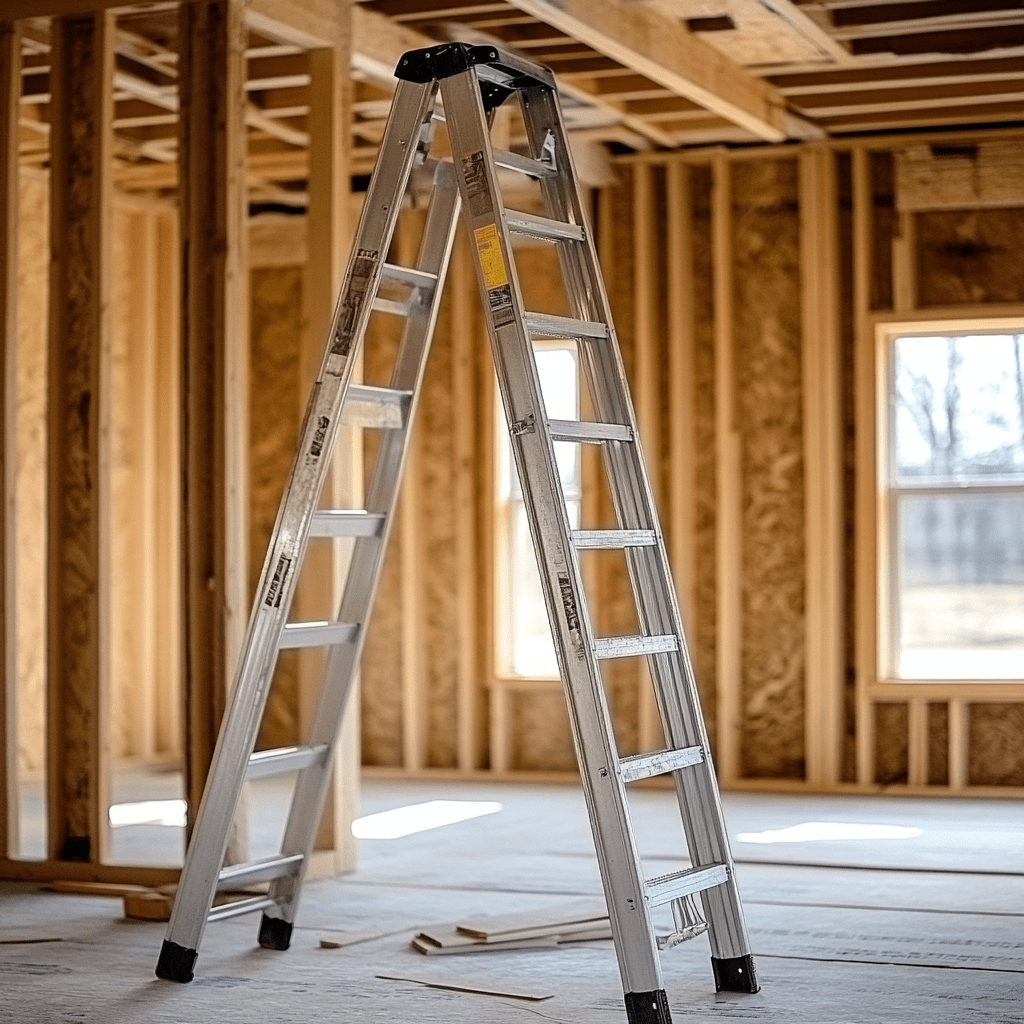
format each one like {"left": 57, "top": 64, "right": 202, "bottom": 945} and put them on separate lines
{"left": 4, "top": 777, "right": 1024, "bottom": 1023}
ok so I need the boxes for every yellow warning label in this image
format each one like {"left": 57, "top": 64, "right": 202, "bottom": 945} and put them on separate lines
{"left": 474, "top": 223, "right": 508, "bottom": 290}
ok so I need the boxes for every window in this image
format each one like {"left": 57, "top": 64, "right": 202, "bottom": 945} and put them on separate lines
{"left": 496, "top": 344, "right": 581, "bottom": 678}
{"left": 884, "top": 326, "right": 1024, "bottom": 680}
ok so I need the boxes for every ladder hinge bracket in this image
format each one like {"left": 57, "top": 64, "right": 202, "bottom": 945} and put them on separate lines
{"left": 511, "top": 415, "right": 536, "bottom": 437}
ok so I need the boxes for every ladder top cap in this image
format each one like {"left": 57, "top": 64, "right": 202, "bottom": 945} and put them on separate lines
{"left": 395, "top": 42, "right": 555, "bottom": 91}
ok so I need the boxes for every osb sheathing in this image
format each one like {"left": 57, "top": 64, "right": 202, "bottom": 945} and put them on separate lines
{"left": 968, "top": 705, "right": 1024, "bottom": 786}
{"left": 730, "top": 159, "right": 806, "bottom": 779}
{"left": 249, "top": 263, "right": 304, "bottom": 751}
{"left": 915, "top": 209, "right": 1024, "bottom": 306}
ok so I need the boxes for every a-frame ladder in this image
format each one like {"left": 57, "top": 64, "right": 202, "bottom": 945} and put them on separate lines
{"left": 157, "top": 42, "right": 758, "bottom": 1024}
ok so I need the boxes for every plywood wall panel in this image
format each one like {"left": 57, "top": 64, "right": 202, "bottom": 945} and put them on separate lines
{"left": 249, "top": 264, "right": 303, "bottom": 750}
{"left": 419, "top": 274, "right": 459, "bottom": 769}
{"left": 509, "top": 691, "right": 576, "bottom": 773}
{"left": 915, "top": 209, "right": 1024, "bottom": 306}
{"left": 359, "top": 301, "right": 406, "bottom": 768}
{"left": 968, "top": 705, "right": 1024, "bottom": 787}
{"left": 731, "top": 159, "right": 806, "bottom": 780}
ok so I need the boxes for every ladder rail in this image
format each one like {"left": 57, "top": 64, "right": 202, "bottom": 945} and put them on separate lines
{"left": 519, "top": 83, "right": 754, "bottom": 963}
{"left": 262, "top": 164, "right": 463, "bottom": 930}
{"left": 156, "top": 42, "right": 759, "bottom": 1016}
{"left": 157, "top": 77, "right": 439, "bottom": 978}
{"left": 440, "top": 65, "right": 666, "bottom": 999}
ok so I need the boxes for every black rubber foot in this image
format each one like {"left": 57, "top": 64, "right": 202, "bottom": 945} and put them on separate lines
{"left": 258, "top": 913, "right": 293, "bottom": 951}
{"left": 712, "top": 954, "right": 759, "bottom": 993}
{"left": 155, "top": 940, "right": 198, "bottom": 983}
{"left": 624, "top": 989, "right": 672, "bottom": 1024}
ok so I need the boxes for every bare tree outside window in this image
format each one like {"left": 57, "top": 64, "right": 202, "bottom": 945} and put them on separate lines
{"left": 892, "top": 332, "right": 1024, "bottom": 679}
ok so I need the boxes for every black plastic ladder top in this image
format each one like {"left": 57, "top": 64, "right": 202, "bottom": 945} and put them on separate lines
{"left": 394, "top": 41, "right": 555, "bottom": 110}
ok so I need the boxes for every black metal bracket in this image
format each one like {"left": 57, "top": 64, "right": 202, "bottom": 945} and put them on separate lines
{"left": 395, "top": 42, "right": 554, "bottom": 111}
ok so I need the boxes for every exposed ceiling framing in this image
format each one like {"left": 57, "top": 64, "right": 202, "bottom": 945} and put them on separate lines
{"left": 11, "top": 0, "right": 1024, "bottom": 202}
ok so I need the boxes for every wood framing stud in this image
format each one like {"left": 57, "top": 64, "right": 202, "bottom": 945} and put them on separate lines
{"left": 799, "top": 147, "right": 844, "bottom": 788}
{"left": 46, "top": 12, "right": 115, "bottom": 865}
{"left": 0, "top": 21, "right": 20, "bottom": 859}
{"left": 712, "top": 156, "right": 743, "bottom": 784}
{"left": 178, "top": 0, "right": 250, "bottom": 849}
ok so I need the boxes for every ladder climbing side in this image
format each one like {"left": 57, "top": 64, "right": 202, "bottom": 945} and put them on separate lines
{"left": 407, "top": 44, "right": 759, "bottom": 1023}
{"left": 155, "top": 75, "right": 461, "bottom": 983}
{"left": 155, "top": 41, "right": 759, "bottom": 1024}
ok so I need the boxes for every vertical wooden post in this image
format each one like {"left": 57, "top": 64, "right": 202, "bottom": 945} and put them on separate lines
{"left": 665, "top": 163, "right": 697, "bottom": 644}
{"left": 451, "top": 241, "right": 483, "bottom": 773}
{"left": 948, "top": 698, "right": 968, "bottom": 790}
{"left": 712, "top": 155, "right": 742, "bottom": 784}
{"left": 0, "top": 21, "right": 20, "bottom": 858}
{"left": 153, "top": 213, "right": 182, "bottom": 759}
{"left": 299, "top": 16, "right": 356, "bottom": 873}
{"left": 907, "top": 697, "right": 928, "bottom": 787}
{"left": 177, "top": 0, "right": 249, "bottom": 847}
{"left": 46, "top": 13, "right": 114, "bottom": 864}
{"left": 799, "top": 147, "right": 844, "bottom": 787}
{"left": 632, "top": 162, "right": 661, "bottom": 753}
{"left": 851, "top": 145, "right": 877, "bottom": 787}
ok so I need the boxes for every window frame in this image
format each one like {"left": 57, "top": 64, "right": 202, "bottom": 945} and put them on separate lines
{"left": 493, "top": 339, "right": 582, "bottom": 682}
{"left": 874, "top": 315, "right": 1024, "bottom": 687}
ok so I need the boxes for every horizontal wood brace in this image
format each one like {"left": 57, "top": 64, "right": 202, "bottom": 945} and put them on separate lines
{"left": 246, "top": 744, "right": 330, "bottom": 780}
{"left": 216, "top": 853, "right": 304, "bottom": 892}
{"left": 280, "top": 620, "right": 359, "bottom": 649}
{"left": 309, "top": 510, "right": 386, "bottom": 538}
{"left": 592, "top": 633, "right": 679, "bottom": 659}
{"left": 619, "top": 745, "right": 705, "bottom": 783}
{"left": 644, "top": 864, "right": 729, "bottom": 907}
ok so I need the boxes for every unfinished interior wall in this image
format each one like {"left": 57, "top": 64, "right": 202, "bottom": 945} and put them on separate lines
{"left": 355, "top": 128, "right": 1024, "bottom": 794}
{"left": 14, "top": 182, "right": 182, "bottom": 774}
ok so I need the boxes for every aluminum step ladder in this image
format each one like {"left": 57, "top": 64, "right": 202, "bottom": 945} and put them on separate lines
{"left": 156, "top": 42, "right": 759, "bottom": 1024}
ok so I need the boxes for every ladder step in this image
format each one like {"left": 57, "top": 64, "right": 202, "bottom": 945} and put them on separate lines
{"left": 549, "top": 419, "right": 634, "bottom": 444}
{"left": 371, "top": 296, "right": 415, "bottom": 317}
{"left": 524, "top": 311, "right": 608, "bottom": 340}
{"left": 207, "top": 895, "right": 276, "bottom": 924}
{"left": 381, "top": 262, "right": 437, "bottom": 290}
{"left": 572, "top": 529, "right": 656, "bottom": 549}
{"left": 619, "top": 745, "right": 705, "bottom": 784}
{"left": 342, "top": 384, "right": 410, "bottom": 430}
{"left": 645, "top": 864, "right": 729, "bottom": 907}
{"left": 246, "top": 743, "right": 330, "bottom": 781}
{"left": 506, "top": 209, "right": 585, "bottom": 243}
{"left": 280, "top": 620, "right": 359, "bottom": 650}
{"left": 593, "top": 634, "right": 679, "bottom": 660}
{"left": 309, "top": 510, "right": 385, "bottom": 539}
{"left": 493, "top": 147, "right": 557, "bottom": 179}
{"left": 216, "top": 853, "right": 304, "bottom": 893}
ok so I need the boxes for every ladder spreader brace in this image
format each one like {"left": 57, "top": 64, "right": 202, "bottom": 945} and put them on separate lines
{"left": 155, "top": 42, "right": 759, "bottom": 1024}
